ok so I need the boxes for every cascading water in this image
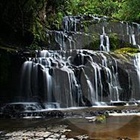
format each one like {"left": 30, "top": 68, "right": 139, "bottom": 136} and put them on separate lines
{"left": 19, "top": 15, "right": 140, "bottom": 109}
{"left": 133, "top": 53, "right": 140, "bottom": 100}
{"left": 100, "top": 27, "right": 110, "bottom": 52}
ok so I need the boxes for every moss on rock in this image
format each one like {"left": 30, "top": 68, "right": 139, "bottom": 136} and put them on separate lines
{"left": 114, "top": 47, "right": 140, "bottom": 54}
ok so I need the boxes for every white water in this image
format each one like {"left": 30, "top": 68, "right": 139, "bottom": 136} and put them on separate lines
{"left": 18, "top": 16, "right": 140, "bottom": 108}
{"left": 100, "top": 27, "right": 110, "bottom": 52}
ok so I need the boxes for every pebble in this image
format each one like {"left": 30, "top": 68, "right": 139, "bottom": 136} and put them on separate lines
{"left": 0, "top": 125, "right": 81, "bottom": 140}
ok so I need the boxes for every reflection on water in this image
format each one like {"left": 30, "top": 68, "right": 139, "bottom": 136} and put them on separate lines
{"left": 67, "top": 116, "right": 140, "bottom": 139}
{"left": 0, "top": 116, "right": 140, "bottom": 139}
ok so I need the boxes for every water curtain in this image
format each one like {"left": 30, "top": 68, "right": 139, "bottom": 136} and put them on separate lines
{"left": 20, "top": 15, "right": 140, "bottom": 108}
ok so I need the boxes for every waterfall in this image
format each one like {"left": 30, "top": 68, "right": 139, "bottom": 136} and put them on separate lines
{"left": 18, "top": 15, "right": 140, "bottom": 108}
{"left": 133, "top": 53, "right": 140, "bottom": 100}
{"left": 20, "top": 60, "right": 33, "bottom": 100}
{"left": 100, "top": 27, "right": 110, "bottom": 52}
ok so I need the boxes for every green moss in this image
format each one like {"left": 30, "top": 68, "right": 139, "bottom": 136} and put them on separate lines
{"left": 114, "top": 47, "right": 140, "bottom": 54}
{"left": 109, "top": 33, "right": 120, "bottom": 50}
{"left": 112, "top": 47, "right": 140, "bottom": 63}
{"left": 96, "top": 115, "right": 106, "bottom": 123}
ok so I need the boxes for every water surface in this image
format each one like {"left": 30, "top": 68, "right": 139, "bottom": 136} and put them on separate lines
{"left": 0, "top": 115, "right": 140, "bottom": 139}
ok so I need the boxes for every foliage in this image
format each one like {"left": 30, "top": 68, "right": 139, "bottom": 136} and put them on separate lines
{"left": 0, "top": 0, "right": 46, "bottom": 48}
{"left": 45, "top": 0, "right": 68, "bottom": 29}
{"left": 115, "top": 0, "right": 140, "bottom": 22}
{"left": 46, "top": 0, "right": 121, "bottom": 29}
{"left": 46, "top": 0, "right": 140, "bottom": 30}
{"left": 0, "top": 0, "right": 140, "bottom": 49}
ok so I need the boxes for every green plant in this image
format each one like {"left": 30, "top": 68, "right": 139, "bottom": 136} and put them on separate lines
{"left": 115, "top": 0, "right": 140, "bottom": 22}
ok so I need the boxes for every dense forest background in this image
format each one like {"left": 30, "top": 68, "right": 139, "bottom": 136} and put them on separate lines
{"left": 0, "top": 0, "right": 140, "bottom": 49}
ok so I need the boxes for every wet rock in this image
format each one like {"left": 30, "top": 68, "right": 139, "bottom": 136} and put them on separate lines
{"left": 118, "top": 66, "right": 132, "bottom": 101}
{"left": 1, "top": 125, "right": 72, "bottom": 140}
{"left": 110, "top": 101, "right": 127, "bottom": 106}
{"left": 44, "top": 110, "right": 64, "bottom": 118}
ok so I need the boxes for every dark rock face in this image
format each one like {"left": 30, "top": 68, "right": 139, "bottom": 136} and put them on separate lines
{"left": 0, "top": 49, "right": 25, "bottom": 104}
{"left": 100, "top": 68, "right": 110, "bottom": 97}
{"left": 118, "top": 67, "right": 132, "bottom": 101}
{"left": 0, "top": 16, "right": 140, "bottom": 109}
{"left": 46, "top": 16, "right": 140, "bottom": 51}
{"left": 0, "top": 49, "right": 138, "bottom": 108}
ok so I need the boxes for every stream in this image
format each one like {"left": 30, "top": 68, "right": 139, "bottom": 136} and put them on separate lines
{"left": 0, "top": 115, "right": 139, "bottom": 139}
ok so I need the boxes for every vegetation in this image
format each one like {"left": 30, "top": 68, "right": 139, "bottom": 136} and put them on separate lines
{"left": 114, "top": 47, "right": 140, "bottom": 54}
{"left": 0, "top": 0, "right": 139, "bottom": 49}
{"left": 46, "top": 0, "right": 140, "bottom": 29}
{"left": 0, "top": 0, "right": 46, "bottom": 48}
{"left": 96, "top": 114, "right": 107, "bottom": 123}
{"left": 115, "top": 0, "right": 140, "bottom": 22}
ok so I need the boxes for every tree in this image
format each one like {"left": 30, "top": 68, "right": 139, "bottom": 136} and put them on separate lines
{"left": 116, "top": 0, "right": 140, "bottom": 22}
{"left": 0, "top": 0, "right": 46, "bottom": 48}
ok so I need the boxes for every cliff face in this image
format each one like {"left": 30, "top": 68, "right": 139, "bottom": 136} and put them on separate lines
{"left": 0, "top": 48, "right": 139, "bottom": 107}
{"left": 0, "top": 49, "right": 25, "bottom": 104}
{"left": 0, "top": 3, "right": 140, "bottom": 107}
